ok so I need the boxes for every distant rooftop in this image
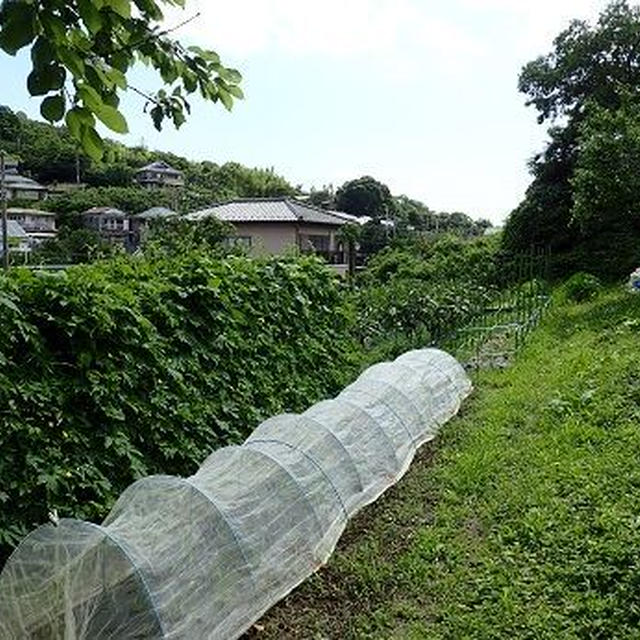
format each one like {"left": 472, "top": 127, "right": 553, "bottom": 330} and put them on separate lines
{"left": 187, "top": 198, "right": 350, "bottom": 226}
{"left": 6, "top": 220, "right": 28, "bottom": 238}
{"left": 136, "top": 161, "right": 182, "bottom": 175}
{"left": 3, "top": 173, "right": 47, "bottom": 191}
{"left": 134, "top": 206, "right": 178, "bottom": 220}
{"left": 82, "top": 206, "right": 127, "bottom": 218}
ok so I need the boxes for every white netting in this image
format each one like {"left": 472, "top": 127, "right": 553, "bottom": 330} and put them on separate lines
{"left": 0, "top": 348, "right": 471, "bottom": 640}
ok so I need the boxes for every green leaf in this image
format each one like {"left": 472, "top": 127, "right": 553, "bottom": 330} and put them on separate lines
{"left": 0, "top": 3, "right": 37, "bottom": 55}
{"left": 80, "top": 125, "right": 104, "bottom": 160}
{"left": 188, "top": 46, "right": 220, "bottom": 64}
{"left": 30, "top": 37, "right": 55, "bottom": 68}
{"left": 218, "top": 88, "right": 233, "bottom": 111}
{"left": 222, "top": 68, "right": 242, "bottom": 84}
{"left": 58, "top": 48, "right": 86, "bottom": 79}
{"left": 105, "top": 0, "right": 131, "bottom": 19}
{"left": 150, "top": 105, "right": 163, "bottom": 131}
{"left": 40, "top": 95, "right": 66, "bottom": 122}
{"left": 27, "top": 64, "right": 66, "bottom": 96}
{"left": 65, "top": 109, "right": 83, "bottom": 139}
{"left": 105, "top": 67, "right": 127, "bottom": 90}
{"left": 77, "top": 0, "right": 104, "bottom": 34}
{"left": 40, "top": 13, "right": 66, "bottom": 44}
{"left": 227, "top": 85, "right": 244, "bottom": 99}
{"left": 78, "top": 84, "right": 103, "bottom": 111}
{"left": 95, "top": 104, "right": 128, "bottom": 134}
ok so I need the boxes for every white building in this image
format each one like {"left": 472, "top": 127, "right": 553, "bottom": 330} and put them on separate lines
{"left": 7, "top": 208, "right": 57, "bottom": 245}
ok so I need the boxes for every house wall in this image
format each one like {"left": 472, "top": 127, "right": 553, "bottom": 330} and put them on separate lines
{"left": 226, "top": 221, "right": 346, "bottom": 264}
{"left": 136, "top": 171, "right": 184, "bottom": 188}
{"left": 7, "top": 188, "right": 46, "bottom": 201}
{"left": 8, "top": 213, "right": 56, "bottom": 232}
{"left": 228, "top": 222, "right": 298, "bottom": 255}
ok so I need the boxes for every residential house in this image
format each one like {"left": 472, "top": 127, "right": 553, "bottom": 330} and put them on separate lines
{"left": 0, "top": 220, "right": 30, "bottom": 260}
{"left": 187, "top": 198, "right": 351, "bottom": 270}
{"left": 135, "top": 161, "right": 184, "bottom": 189}
{"left": 2, "top": 170, "right": 48, "bottom": 201}
{"left": 82, "top": 206, "right": 132, "bottom": 248}
{"left": 7, "top": 208, "right": 57, "bottom": 245}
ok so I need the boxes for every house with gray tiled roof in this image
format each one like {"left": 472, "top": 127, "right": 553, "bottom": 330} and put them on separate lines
{"left": 7, "top": 208, "right": 57, "bottom": 245}
{"left": 135, "top": 161, "right": 184, "bottom": 189}
{"left": 81, "top": 206, "right": 133, "bottom": 248}
{"left": 2, "top": 169, "right": 48, "bottom": 201}
{"left": 187, "top": 198, "right": 351, "bottom": 268}
{"left": 0, "top": 220, "right": 30, "bottom": 260}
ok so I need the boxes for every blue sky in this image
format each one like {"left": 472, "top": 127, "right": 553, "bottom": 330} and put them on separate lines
{"left": 0, "top": 0, "right": 610, "bottom": 223}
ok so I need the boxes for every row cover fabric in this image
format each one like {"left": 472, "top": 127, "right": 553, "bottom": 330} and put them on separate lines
{"left": 0, "top": 348, "right": 471, "bottom": 640}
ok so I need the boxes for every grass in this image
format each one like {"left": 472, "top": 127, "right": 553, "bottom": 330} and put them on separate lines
{"left": 244, "top": 287, "right": 640, "bottom": 639}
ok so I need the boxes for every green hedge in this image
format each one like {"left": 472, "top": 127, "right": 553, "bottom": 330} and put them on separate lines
{"left": 0, "top": 254, "right": 358, "bottom": 559}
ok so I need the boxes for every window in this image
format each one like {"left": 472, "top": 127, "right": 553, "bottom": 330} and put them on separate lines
{"left": 300, "top": 234, "right": 330, "bottom": 252}
{"left": 225, "top": 236, "right": 252, "bottom": 249}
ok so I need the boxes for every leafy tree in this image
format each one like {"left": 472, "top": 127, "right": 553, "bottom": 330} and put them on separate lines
{"left": 190, "top": 162, "right": 296, "bottom": 198}
{"left": 306, "top": 185, "right": 336, "bottom": 209}
{"left": 570, "top": 100, "right": 640, "bottom": 275}
{"left": 0, "top": 0, "right": 243, "bottom": 159}
{"left": 393, "top": 195, "right": 434, "bottom": 230}
{"left": 31, "top": 227, "right": 117, "bottom": 264}
{"left": 519, "top": 1, "right": 640, "bottom": 123}
{"left": 0, "top": 105, "right": 20, "bottom": 142}
{"left": 572, "top": 101, "right": 640, "bottom": 233}
{"left": 503, "top": 0, "right": 640, "bottom": 278}
{"left": 359, "top": 220, "right": 391, "bottom": 256}
{"left": 502, "top": 125, "right": 577, "bottom": 255}
{"left": 335, "top": 176, "right": 393, "bottom": 219}
{"left": 142, "top": 215, "right": 232, "bottom": 257}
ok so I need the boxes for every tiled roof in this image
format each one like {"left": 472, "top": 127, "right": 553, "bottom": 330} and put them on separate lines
{"left": 6, "top": 220, "right": 28, "bottom": 238}
{"left": 82, "top": 206, "right": 128, "bottom": 218}
{"left": 134, "top": 206, "right": 178, "bottom": 220}
{"left": 187, "top": 198, "right": 348, "bottom": 226}
{"left": 136, "top": 161, "right": 182, "bottom": 175}
{"left": 326, "top": 210, "right": 362, "bottom": 224}
{"left": 3, "top": 173, "right": 47, "bottom": 191}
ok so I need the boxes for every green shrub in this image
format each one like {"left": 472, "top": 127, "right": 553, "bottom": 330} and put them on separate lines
{"left": 0, "top": 254, "right": 358, "bottom": 561}
{"left": 353, "top": 235, "right": 500, "bottom": 363}
{"left": 563, "top": 271, "right": 602, "bottom": 302}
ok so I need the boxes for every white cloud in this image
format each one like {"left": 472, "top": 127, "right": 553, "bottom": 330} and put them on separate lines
{"left": 458, "top": 0, "right": 608, "bottom": 54}
{"left": 165, "top": 0, "right": 482, "bottom": 64}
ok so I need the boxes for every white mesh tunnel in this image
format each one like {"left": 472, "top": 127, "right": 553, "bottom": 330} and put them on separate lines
{"left": 0, "top": 348, "right": 471, "bottom": 640}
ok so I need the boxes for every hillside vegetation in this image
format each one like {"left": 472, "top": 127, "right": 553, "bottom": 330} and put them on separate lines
{"left": 246, "top": 286, "right": 640, "bottom": 639}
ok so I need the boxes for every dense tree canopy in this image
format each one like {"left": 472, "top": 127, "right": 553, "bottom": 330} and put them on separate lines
{"left": 0, "top": 0, "right": 243, "bottom": 159}
{"left": 503, "top": 0, "right": 640, "bottom": 279}
{"left": 335, "top": 176, "right": 393, "bottom": 220}
{"left": 520, "top": 1, "right": 640, "bottom": 123}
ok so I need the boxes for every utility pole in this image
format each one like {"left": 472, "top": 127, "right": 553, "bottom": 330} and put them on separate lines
{"left": 0, "top": 150, "right": 8, "bottom": 271}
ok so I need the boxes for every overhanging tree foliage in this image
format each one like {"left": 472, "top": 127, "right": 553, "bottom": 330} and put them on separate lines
{"left": 0, "top": 0, "right": 243, "bottom": 159}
